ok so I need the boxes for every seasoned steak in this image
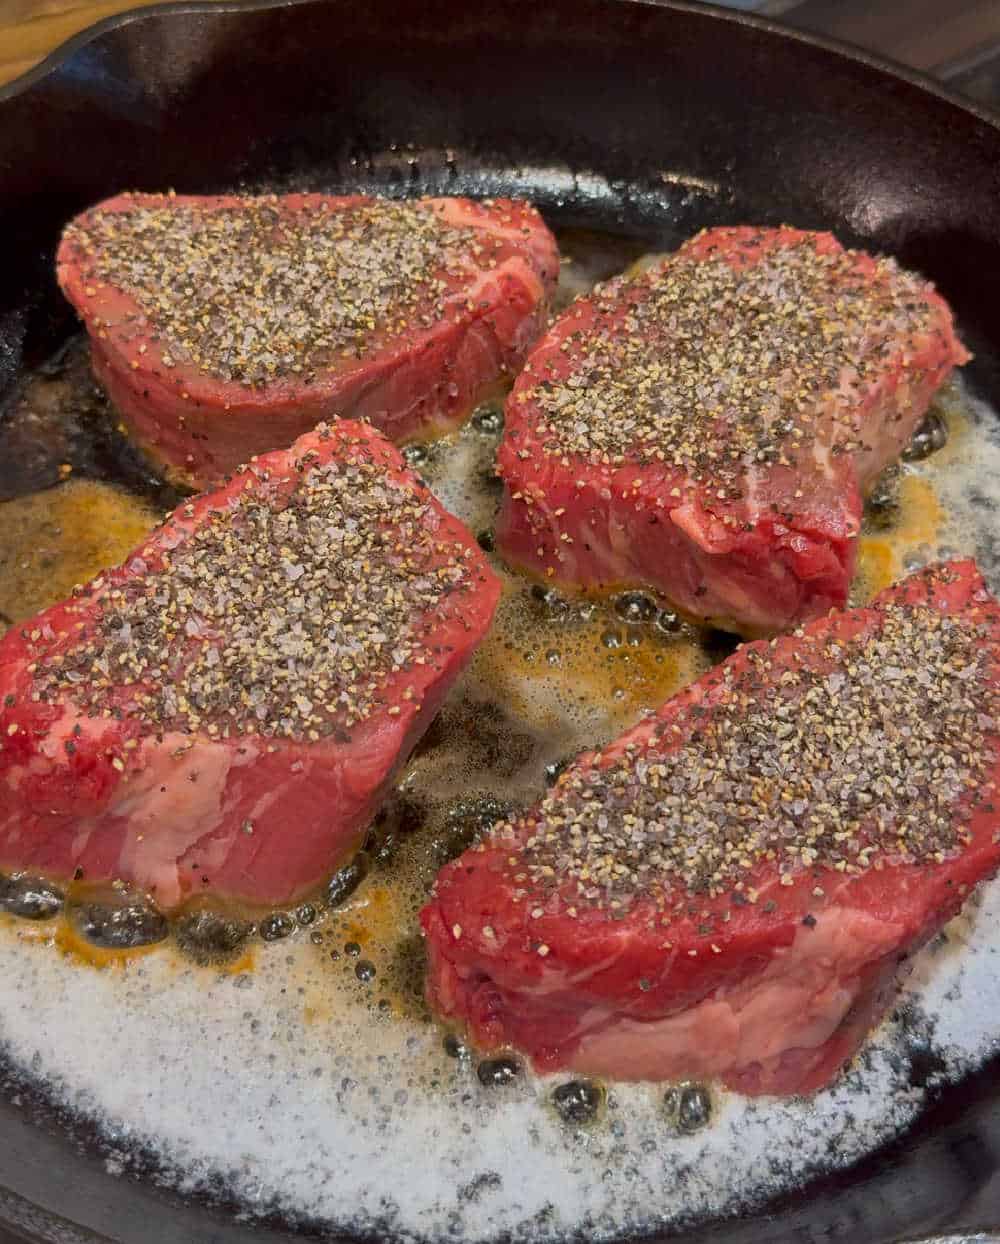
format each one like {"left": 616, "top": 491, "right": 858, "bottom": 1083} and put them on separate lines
{"left": 0, "top": 422, "right": 501, "bottom": 909}
{"left": 496, "top": 226, "right": 968, "bottom": 634}
{"left": 422, "top": 562, "right": 1000, "bottom": 1096}
{"left": 58, "top": 193, "right": 559, "bottom": 489}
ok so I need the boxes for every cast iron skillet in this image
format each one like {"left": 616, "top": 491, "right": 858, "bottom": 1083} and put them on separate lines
{"left": 2, "top": 0, "right": 1000, "bottom": 1240}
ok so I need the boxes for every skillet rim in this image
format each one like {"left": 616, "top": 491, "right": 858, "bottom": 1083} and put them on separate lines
{"left": 1, "top": 0, "right": 999, "bottom": 132}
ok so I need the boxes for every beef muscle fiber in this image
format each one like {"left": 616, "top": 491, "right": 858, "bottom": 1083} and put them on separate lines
{"left": 0, "top": 421, "right": 501, "bottom": 909}
{"left": 422, "top": 561, "right": 1000, "bottom": 1095}
{"left": 58, "top": 193, "right": 559, "bottom": 489}
{"left": 496, "top": 226, "right": 968, "bottom": 634}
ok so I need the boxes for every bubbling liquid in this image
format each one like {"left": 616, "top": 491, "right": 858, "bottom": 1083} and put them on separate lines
{"left": 0, "top": 227, "right": 998, "bottom": 1243}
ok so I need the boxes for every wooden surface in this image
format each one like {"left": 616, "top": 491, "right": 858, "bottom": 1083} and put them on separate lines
{"left": 777, "top": 0, "right": 1000, "bottom": 78}
{"left": 1, "top": 0, "right": 1000, "bottom": 91}
{"left": 0, "top": 0, "right": 227, "bottom": 85}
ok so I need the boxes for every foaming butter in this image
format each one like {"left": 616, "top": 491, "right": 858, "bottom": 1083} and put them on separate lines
{"left": 0, "top": 479, "right": 159, "bottom": 629}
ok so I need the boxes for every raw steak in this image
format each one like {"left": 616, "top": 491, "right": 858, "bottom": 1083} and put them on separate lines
{"left": 496, "top": 226, "right": 968, "bottom": 634}
{"left": 0, "top": 421, "right": 501, "bottom": 909}
{"left": 57, "top": 193, "right": 559, "bottom": 489}
{"left": 422, "top": 561, "right": 1000, "bottom": 1095}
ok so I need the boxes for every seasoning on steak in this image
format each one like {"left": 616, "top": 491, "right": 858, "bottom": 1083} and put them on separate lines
{"left": 57, "top": 193, "right": 559, "bottom": 489}
{"left": 0, "top": 421, "right": 501, "bottom": 909}
{"left": 421, "top": 561, "right": 1000, "bottom": 1096}
{"left": 496, "top": 226, "right": 968, "bottom": 635}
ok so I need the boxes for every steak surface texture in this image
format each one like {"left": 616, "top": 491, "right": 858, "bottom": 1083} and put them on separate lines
{"left": 496, "top": 226, "right": 968, "bottom": 634}
{"left": 422, "top": 561, "right": 1000, "bottom": 1095}
{"left": 58, "top": 193, "right": 559, "bottom": 489}
{"left": 0, "top": 421, "right": 501, "bottom": 909}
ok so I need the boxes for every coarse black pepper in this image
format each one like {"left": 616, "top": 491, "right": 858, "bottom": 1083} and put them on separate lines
{"left": 32, "top": 438, "right": 476, "bottom": 740}
{"left": 527, "top": 231, "right": 944, "bottom": 489}
{"left": 500, "top": 597, "right": 997, "bottom": 907}
{"left": 64, "top": 197, "right": 483, "bottom": 386}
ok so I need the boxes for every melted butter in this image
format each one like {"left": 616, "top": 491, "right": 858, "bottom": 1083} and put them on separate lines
{"left": 1, "top": 907, "right": 258, "bottom": 975}
{"left": 931, "top": 385, "right": 973, "bottom": 459}
{"left": 857, "top": 474, "right": 944, "bottom": 600}
{"left": 0, "top": 911, "right": 161, "bottom": 970}
{"left": 0, "top": 479, "right": 160, "bottom": 629}
{"left": 551, "top": 230, "right": 651, "bottom": 312}
{"left": 216, "top": 947, "right": 257, "bottom": 976}
{"left": 295, "top": 882, "right": 419, "bottom": 1027}
{"left": 338, "top": 884, "right": 397, "bottom": 949}
{"left": 53, "top": 920, "right": 165, "bottom": 969}
{"left": 473, "top": 593, "right": 708, "bottom": 736}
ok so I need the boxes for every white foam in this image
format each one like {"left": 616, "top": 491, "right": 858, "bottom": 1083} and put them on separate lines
{"left": 0, "top": 874, "right": 998, "bottom": 1242}
{"left": 913, "top": 375, "right": 1000, "bottom": 590}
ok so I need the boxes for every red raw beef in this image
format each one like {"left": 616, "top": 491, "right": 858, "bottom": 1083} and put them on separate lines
{"left": 422, "top": 561, "right": 1000, "bottom": 1096}
{"left": 0, "top": 421, "right": 501, "bottom": 909}
{"left": 496, "top": 226, "right": 968, "bottom": 635}
{"left": 57, "top": 193, "right": 559, "bottom": 489}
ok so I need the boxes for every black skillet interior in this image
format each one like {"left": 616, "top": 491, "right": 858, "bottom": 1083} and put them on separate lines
{"left": 2, "top": 0, "right": 1000, "bottom": 1240}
